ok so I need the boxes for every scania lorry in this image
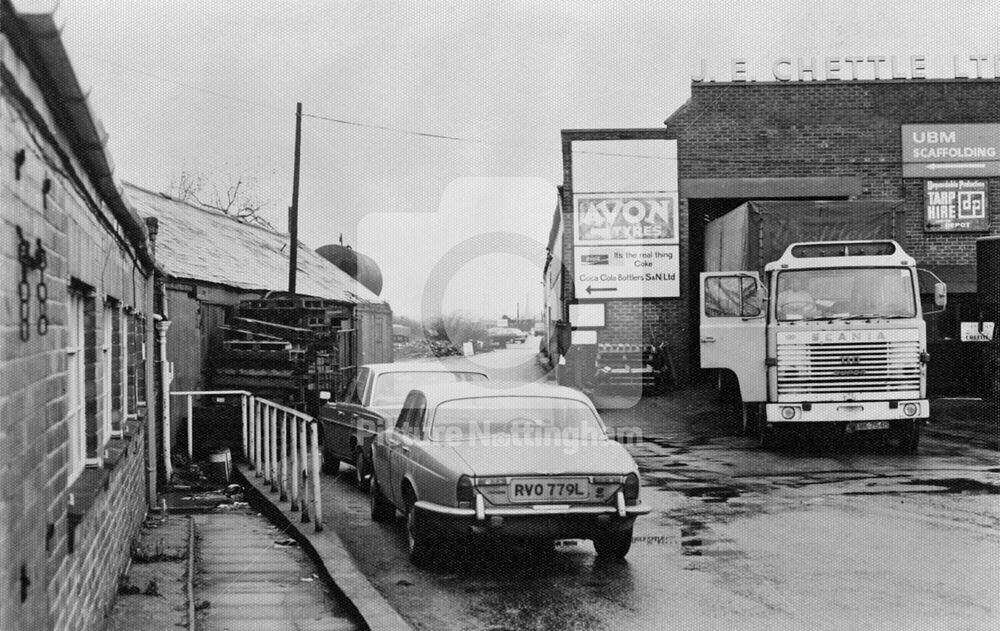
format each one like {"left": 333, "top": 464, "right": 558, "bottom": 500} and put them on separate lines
{"left": 699, "top": 202, "right": 946, "bottom": 450}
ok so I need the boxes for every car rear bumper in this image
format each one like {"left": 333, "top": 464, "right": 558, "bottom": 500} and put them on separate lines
{"left": 414, "top": 496, "right": 650, "bottom": 539}
{"left": 416, "top": 502, "right": 649, "bottom": 539}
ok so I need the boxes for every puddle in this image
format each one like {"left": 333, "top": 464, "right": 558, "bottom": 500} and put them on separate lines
{"left": 903, "top": 478, "right": 1000, "bottom": 494}
{"left": 680, "top": 485, "right": 743, "bottom": 503}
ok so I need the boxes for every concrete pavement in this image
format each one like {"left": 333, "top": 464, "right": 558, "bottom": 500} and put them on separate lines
{"left": 195, "top": 511, "right": 360, "bottom": 631}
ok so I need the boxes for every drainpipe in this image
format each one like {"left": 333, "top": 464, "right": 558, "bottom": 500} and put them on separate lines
{"left": 156, "top": 315, "right": 173, "bottom": 482}
{"left": 145, "top": 216, "right": 174, "bottom": 486}
{"left": 143, "top": 270, "right": 158, "bottom": 509}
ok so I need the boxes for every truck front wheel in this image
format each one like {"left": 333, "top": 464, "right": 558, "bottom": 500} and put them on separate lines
{"left": 741, "top": 403, "right": 760, "bottom": 435}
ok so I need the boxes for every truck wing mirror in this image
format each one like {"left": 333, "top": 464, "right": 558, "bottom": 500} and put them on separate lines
{"left": 934, "top": 282, "right": 947, "bottom": 308}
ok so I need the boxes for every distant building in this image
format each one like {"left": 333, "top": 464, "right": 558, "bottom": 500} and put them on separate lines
{"left": 555, "top": 77, "right": 1000, "bottom": 395}
{"left": 2, "top": 4, "right": 160, "bottom": 629}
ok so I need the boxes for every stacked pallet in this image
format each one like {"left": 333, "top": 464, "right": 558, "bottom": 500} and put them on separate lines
{"left": 592, "top": 343, "right": 673, "bottom": 392}
{"left": 211, "top": 295, "right": 354, "bottom": 413}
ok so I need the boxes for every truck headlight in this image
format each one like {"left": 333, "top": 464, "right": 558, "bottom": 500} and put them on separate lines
{"left": 902, "top": 403, "right": 919, "bottom": 417}
{"left": 780, "top": 406, "right": 797, "bottom": 420}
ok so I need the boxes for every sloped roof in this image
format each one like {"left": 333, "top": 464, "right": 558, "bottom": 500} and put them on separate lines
{"left": 123, "top": 182, "right": 385, "bottom": 305}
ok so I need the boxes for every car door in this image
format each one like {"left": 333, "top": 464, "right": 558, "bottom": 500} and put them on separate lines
{"left": 339, "top": 368, "right": 385, "bottom": 453}
{"left": 386, "top": 391, "right": 425, "bottom": 506}
{"left": 699, "top": 272, "right": 767, "bottom": 402}
{"left": 321, "top": 367, "right": 371, "bottom": 461}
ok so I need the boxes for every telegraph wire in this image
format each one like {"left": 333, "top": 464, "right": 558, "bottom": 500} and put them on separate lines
{"left": 71, "top": 50, "right": 937, "bottom": 166}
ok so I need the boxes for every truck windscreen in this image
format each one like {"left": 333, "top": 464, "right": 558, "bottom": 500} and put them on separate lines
{"left": 775, "top": 268, "right": 916, "bottom": 321}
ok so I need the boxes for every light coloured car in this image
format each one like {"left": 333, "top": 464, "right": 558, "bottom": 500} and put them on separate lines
{"left": 317, "top": 363, "right": 489, "bottom": 488}
{"left": 369, "top": 382, "right": 650, "bottom": 566}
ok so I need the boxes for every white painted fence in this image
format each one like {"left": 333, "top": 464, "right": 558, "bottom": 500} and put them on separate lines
{"left": 169, "top": 390, "right": 324, "bottom": 531}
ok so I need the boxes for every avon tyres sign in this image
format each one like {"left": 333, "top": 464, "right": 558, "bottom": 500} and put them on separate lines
{"left": 573, "top": 193, "right": 679, "bottom": 246}
{"left": 924, "top": 180, "right": 989, "bottom": 232}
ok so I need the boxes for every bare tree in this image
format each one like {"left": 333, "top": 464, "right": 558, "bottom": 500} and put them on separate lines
{"left": 170, "top": 170, "right": 274, "bottom": 229}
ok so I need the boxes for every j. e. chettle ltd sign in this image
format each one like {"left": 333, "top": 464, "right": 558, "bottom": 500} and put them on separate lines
{"left": 693, "top": 55, "right": 1000, "bottom": 83}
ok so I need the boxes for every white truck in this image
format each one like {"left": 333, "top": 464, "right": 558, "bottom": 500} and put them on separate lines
{"left": 700, "top": 238, "right": 946, "bottom": 450}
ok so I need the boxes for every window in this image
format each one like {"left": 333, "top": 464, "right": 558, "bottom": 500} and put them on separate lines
{"left": 130, "top": 312, "right": 146, "bottom": 409}
{"left": 704, "top": 276, "right": 762, "bottom": 318}
{"left": 395, "top": 392, "right": 426, "bottom": 437}
{"left": 119, "top": 307, "right": 130, "bottom": 424}
{"left": 775, "top": 268, "right": 916, "bottom": 321}
{"left": 347, "top": 367, "right": 370, "bottom": 404}
{"left": 102, "top": 300, "right": 115, "bottom": 442}
{"left": 66, "top": 291, "right": 86, "bottom": 484}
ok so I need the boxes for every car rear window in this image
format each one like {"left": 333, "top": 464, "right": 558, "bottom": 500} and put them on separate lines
{"left": 428, "top": 396, "right": 606, "bottom": 443}
{"left": 371, "top": 371, "right": 488, "bottom": 406}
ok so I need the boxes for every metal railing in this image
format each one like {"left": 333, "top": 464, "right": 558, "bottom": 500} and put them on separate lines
{"left": 169, "top": 390, "right": 324, "bottom": 531}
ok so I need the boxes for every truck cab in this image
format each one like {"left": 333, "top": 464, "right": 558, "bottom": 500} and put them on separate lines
{"left": 700, "top": 240, "right": 946, "bottom": 450}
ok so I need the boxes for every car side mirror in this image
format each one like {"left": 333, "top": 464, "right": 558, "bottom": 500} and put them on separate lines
{"left": 934, "top": 282, "right": 947, "bottom": 308}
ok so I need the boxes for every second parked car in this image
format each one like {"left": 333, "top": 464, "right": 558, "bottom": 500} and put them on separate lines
{"left": 317, "top": 363, "right": 489, "bottom": 487}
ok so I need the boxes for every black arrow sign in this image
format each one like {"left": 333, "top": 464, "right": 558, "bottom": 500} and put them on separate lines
{"left": 587, "top": 285, "right": 617, "bottom": 295}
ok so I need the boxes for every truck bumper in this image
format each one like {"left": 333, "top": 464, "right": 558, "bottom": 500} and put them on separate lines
{"left": 765, "top": 399, "right": 928, "bottom": 424}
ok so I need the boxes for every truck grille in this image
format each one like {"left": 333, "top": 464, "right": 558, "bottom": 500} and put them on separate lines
{"left": 776, "top": 329, "right": 921, "bottom": 398}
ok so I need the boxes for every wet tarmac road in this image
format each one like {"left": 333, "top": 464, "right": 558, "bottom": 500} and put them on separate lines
{"left": 317, "top": 341, "right": 1000, "bottom": 630}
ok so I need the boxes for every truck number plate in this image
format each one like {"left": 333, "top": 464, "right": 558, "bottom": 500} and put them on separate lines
{"left": 847, "top": 421, "right": 890, "bottom": 432}
{"left": 509, "top": 478, "right": 589, "bottom": 502}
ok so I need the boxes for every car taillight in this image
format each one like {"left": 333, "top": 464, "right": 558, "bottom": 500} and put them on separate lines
{"left": 623, "top": 473, "right": 640, "bottom": 502}
{"left": 457, "top": 475, "right": 474, "bottom": 504}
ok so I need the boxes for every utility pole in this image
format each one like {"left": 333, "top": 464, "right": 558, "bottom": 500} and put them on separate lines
{"left": 288, "top": 102, "right": 303, "bottom": 295}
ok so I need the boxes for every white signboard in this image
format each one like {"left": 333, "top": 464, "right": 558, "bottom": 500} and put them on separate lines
{"left": 569, "top": 303, "right": 605, "bottom": 327}
{"left": 573, "top": 193, "right": 679, "bottom": 246}
{"left": 571, "top": 329, "right": 598, "bottom": 345}
{"left": 901, "top": 123, "right": 1000, "bottom": 177}
{"left": 961, "top": 321, "right": 994, "bottom": 342}
{"left": 574, "top": 245, "right": 680, "bottom": 299}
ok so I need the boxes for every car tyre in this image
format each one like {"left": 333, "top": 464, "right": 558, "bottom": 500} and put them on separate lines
{"left": 354, "top": 449, "right": 368, "bottom": 490}
{"left": 369, "top": 476, "right": 395, "bottom": 523}
{"left": 593, "top": 525, "right": 633, "bottom": 559}
{"left": 740, "top": 402, "right": 759, "bottom": 435}
{"left": 406, "top": 505, "right": 434, "bottom": 568}
{"left": 322, "top": 449, "right": 340, "bottom": 474}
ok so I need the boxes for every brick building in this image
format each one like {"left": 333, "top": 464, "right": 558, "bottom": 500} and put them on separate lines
{"left": 1, "top": 3, "right": 159, "bottom": 630}
{"left": 549, "top": 77, "right": 1000, "bottom": 395}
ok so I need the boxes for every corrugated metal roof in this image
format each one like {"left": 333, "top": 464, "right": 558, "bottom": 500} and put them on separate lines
{"left": 123, "top": 182, "right": 385, "bottom": 305}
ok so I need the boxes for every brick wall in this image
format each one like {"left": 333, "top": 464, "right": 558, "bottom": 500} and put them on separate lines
{"left": 667, "top": 80, "right": 1000, "bottom": 265}
{"left": 1, "top": 22, "right": 154, "bottom": 631}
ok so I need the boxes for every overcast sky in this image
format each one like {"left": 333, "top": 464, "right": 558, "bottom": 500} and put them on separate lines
{"left": 53, "top": 0, "right": 1000, "bottom": 320}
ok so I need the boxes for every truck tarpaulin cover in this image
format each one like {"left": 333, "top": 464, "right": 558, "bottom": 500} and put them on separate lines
{"left": 703, "top": 200, "right": 904, "bottom": 273}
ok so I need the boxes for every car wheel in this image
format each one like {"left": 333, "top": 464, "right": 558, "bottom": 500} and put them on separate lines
{"left": 353, "top": 449, "right": 369, "bottom": 490}
{"left": 369, "top": 476, "right": 395, "bottom": 523}
{"left": 406, "top": 505, "right": 434, "bottom": 568}
{"left": 593, "top": 525, "right": 633, "bottom": 559}
{"left": 322, "top": 449, "right": 340, "bottom": 474}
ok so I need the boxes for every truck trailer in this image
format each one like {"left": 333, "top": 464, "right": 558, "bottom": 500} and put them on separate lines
{"left": 699, "top": 201, "right": 946, "bottom": 450}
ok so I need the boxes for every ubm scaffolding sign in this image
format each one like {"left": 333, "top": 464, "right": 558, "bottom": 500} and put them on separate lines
{"left": 902, "top": 123, "right": 1000, "bottom": 177}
